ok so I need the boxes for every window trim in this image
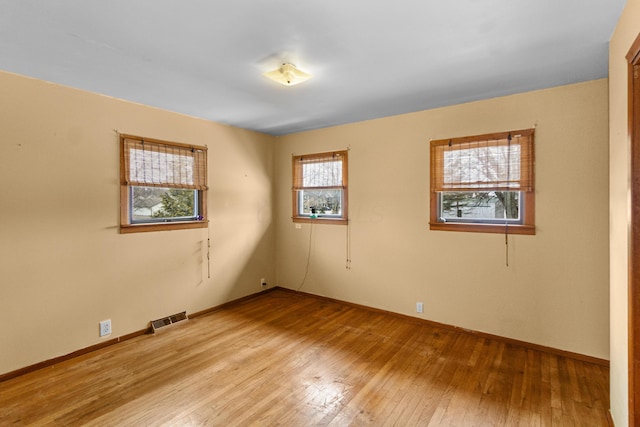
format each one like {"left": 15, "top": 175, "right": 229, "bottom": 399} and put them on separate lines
{"left": 292, "top": 150, "right": 348, "bottom": 225}
{"left": 429, "top": 129, "right": 535, "bottom": 235}
{"left": 119, "top": 134, "right": 208, "bottom": 234}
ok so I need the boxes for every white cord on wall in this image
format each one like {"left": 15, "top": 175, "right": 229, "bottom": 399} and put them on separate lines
{"left": 296, "top": 222, "right": 314, "bottom": 291}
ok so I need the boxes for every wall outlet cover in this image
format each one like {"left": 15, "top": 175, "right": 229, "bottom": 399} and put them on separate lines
{"left": 99, "top": 319, "right": 112, "bottom": 337}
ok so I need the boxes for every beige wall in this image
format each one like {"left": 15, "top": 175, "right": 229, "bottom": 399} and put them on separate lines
{"left": 0, "top": 65, "right": 612, "bottom": 394}
{"left": 276, "top": 79, "right": 610, "bottom": 360}
{"left": 610, "top": 0, "right": 640, "bottom": 424}
{"left": 0, "top": 71, "right": 276, "bottom": 375}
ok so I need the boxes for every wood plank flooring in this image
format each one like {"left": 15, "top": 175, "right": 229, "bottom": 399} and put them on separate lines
{"left": 0, "top": 289, "right": 610, "bottom": 426}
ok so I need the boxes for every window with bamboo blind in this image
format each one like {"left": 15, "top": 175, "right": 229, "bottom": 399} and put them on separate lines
{"left": 292, "top": 150, "right": 348, "bottom": 224}
{"left": 120, "top": 134, "right": 208, "bottom": 233}
{"left": 430, "top": 129, "right": 535, "bottom": 235}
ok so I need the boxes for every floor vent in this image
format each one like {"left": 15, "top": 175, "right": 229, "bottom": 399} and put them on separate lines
{"left": 151, "top": 311, "right": 188, "bottom": 332}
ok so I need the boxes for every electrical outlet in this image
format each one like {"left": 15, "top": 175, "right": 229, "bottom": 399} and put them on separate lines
{"left": 416, "top": 302, "right": 424, "bottom": 313}
{"left": 261, "top": 278, "right": 267, "bottom": 287}
{"left": 99, "top": 319, "right": 112, "bottom": 337}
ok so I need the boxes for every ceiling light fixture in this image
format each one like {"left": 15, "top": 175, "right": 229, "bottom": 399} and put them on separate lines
{"left": 263, "top": 63, "right": 312, "bottom": 86}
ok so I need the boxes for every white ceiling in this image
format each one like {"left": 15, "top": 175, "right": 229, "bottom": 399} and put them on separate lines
{"left": 0, "top": 0, "right": 626, "bottom": 136}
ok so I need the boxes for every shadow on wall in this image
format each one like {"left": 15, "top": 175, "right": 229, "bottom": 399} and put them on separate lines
{"left": 206, "top": 124, "right": 276, "bottom": 302}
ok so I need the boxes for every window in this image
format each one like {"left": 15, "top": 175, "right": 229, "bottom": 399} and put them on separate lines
{"left": 292, "top": 150, "right": 348, "bottom": 224}
{"left": 430, "top": 129, "right": 535, "bottom": 235}
{"left": 120, "top": 134, "right": 208, "bottom": 233}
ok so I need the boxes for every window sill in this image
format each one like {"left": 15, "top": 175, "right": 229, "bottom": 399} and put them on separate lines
{"left": 292, "top": 217, "right": 348, "bottom": 226}
{"left": 429, "top": 222, "right": 535, "bottom": 235}
{"left": 120, "top": 220, "right": 208, "bottom": 234}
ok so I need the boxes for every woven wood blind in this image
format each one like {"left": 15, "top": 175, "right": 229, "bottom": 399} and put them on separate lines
{"left": 431, "top": 129, "right": 534, "bottom": 193}
{"left": 293, "top": 151, "right": 347, "bottom": 190}
{"left": 123, "top": 137, "right": 208, "bottom": 190}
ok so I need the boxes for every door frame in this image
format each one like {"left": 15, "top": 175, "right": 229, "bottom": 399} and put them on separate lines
{"left": 628, "top": 31, "right": 640, "bottom": 427}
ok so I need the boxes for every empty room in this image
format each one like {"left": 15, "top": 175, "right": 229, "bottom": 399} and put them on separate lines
{"left": 1, "top": 0, "right": 639, "bottom": 425}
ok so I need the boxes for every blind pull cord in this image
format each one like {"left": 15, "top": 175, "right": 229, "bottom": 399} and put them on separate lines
{"left": 505, "top": 233, "right": 509, "bottom": 268}
{"left": 207, "top": 226, "right": 211, "bottom": 279}
{"left": 505, "top": 133, "right": 512, "bottom": 267}
{"left": 345, "top": 146, "right": 352, "bottom": 271}
{"left": 346, "top": 218, "right": 352, "bottom": 270}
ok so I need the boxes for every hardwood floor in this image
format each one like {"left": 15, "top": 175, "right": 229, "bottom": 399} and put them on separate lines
{"left": 0, "top": 289, "right": 610, "bottom": 426}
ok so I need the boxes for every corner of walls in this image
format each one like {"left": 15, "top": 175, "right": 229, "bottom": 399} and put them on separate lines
{"left": 0, "top": 70, "right": 277, "bottom": 376}
{"left": 275, "top": 79, "right": 610, "bottom": 362}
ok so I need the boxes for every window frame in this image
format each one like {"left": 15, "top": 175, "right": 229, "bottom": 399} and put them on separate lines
{"left": 429, "top": 129, "right": 535, "bottom": 235}
{"left": 292, "top": 150, "right": 348, "bottom": 225}
{"left": 119, "top": 134, "right": 208, "bottom": 234}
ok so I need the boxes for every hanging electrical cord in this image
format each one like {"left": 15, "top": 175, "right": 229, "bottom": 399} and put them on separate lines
{"left": 296, "top": 222, "right": 314, "bottom": 291}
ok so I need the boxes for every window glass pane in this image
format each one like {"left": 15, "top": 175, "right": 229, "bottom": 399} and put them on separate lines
{"left": 299, "top": 189, "right": 342, "bottom": 216}
{"left": 439, "top": 191, "right": 520, "bottom": 222}
{"left": 131, "top": 186, "right": 198, "bottom": 222}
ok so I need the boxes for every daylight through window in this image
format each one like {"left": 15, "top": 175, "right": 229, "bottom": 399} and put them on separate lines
{"left": 120, "top": 135, "right": 208, "bottom": 233}
{"left": 430, "top": 129, "right": 535, "bottom": 234}
{"left": 292, "top": 150, "right": 348, "bottom": 224}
